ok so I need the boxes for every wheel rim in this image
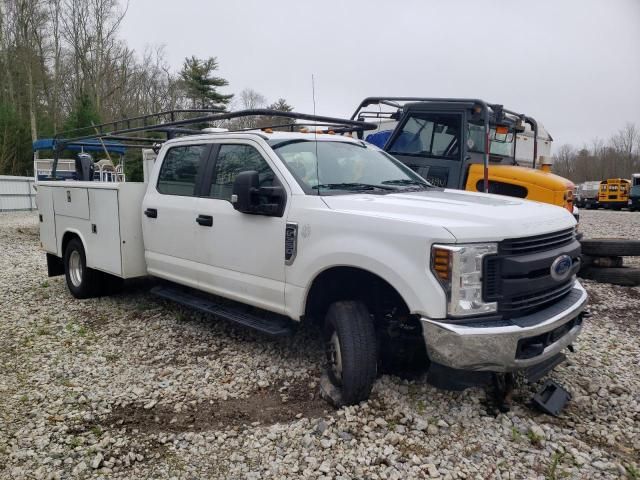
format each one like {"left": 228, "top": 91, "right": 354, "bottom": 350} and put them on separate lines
{"left": 326, "top": 331, "right": 343, "bottom": 383}
{"left": 69, "top": 250, "right": 83, "bottom": 287}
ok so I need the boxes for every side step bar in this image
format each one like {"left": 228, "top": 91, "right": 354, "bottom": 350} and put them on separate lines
{"left": 151, "top": 285, "right": 293, "bottom": 337}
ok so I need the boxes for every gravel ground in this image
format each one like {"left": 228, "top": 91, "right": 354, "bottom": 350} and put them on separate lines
{"left": 0, "top": 210, "right": 638, "bottom": 480}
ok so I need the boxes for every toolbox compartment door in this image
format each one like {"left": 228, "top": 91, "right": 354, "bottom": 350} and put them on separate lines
{"left": 52, "top": 186, "right": 90, "bottom": 220}
{"left": 86, "top": 188, "right": 122, "bottom": 276}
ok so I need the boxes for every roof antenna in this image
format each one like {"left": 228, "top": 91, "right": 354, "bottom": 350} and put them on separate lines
{"left": 312, "top": 74, "right": 320, "bottom": 195}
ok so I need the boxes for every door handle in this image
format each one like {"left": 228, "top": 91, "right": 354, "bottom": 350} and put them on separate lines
{"left": 144, "top": 208, "right": 157, "bottom": 218}
{"left": 196, "top": 214, "right": 213, "bottom": 227}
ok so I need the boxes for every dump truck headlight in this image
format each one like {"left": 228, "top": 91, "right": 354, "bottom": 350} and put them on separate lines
{"left": 431, "top": 243, "right": 498, "bottom": 317}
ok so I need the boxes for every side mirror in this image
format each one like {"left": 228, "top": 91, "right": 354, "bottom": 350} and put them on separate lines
{"left": 232, "top": 170, "right": 259, "bottom": 213}
{"left": 232, "top": 171, "right": 285, "bottom": 217}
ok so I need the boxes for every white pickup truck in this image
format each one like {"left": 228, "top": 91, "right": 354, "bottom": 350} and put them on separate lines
{"left": 36, "top": 126, "right": 587, "bottom": 406}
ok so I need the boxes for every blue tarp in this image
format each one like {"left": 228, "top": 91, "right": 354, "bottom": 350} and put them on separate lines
{"left": 33, "top": 138, "right": 126, "bottom": 155}
{"left": 365, "top": 130, "right": 393, "bottom": 149}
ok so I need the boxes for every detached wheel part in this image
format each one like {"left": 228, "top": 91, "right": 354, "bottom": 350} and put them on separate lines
{"left": 580, "top": 238, "right": 640, "bottom": 257}
{"left": 64, "top": 238, "right": 101, "bottom": 298}
{"left": 322, "top": 301, "right": 377, "bottom": 406}
{"left": 579, "top": 266, "right": 640, "bottom": 287}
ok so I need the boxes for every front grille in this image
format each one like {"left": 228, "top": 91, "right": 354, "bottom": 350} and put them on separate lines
{"left": 484, "top": 228, "right": 580, "bottom": 318}
{"left": 499, "top": 281, "right": 574, "bottom": 313}
{"left": 499, "top": 227, "right": 575, "bottom": 255}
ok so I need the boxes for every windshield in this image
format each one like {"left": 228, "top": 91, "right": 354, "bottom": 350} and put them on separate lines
{"left": 468, "top": 124, "right": 514, "bottom": 157}
{"left": 268, "top": 139, "right": 430, "bottom": 195}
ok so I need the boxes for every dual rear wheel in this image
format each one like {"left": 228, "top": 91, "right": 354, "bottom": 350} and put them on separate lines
{"left": 63, "top": 238, "right": 122, "bottom": 298}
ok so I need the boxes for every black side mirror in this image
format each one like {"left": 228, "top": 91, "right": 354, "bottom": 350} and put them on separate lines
{"left": 232, "top": 170, "right": 259, "bottom": 213}
{"left": 232, "top": 171, "right": 285, "bottom": 217}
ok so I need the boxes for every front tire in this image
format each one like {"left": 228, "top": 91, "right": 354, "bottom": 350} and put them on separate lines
{"left": 323, "top": 301, "right": 377, "bottom": 406}
{"left": 64, "top": 238, "right": 102, "bottom": 298}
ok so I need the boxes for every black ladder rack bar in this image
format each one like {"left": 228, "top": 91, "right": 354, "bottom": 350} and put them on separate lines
{"left": 48, "top": 109, "right": 377, "bottom": 179}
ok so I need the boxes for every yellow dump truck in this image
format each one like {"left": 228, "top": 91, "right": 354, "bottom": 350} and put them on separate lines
{"left": 353, "top": 97, "right": 575, "bottom": 217}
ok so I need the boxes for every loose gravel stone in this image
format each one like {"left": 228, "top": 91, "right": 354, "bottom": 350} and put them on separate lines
{"left": 0, "top": 210, "right": 638, "bottom": 479}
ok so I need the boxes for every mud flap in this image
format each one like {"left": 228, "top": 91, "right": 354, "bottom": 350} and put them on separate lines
{"left": 532, "top": 379, "right": 571, "bottom": 416}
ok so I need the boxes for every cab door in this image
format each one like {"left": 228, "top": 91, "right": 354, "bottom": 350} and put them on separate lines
{"left": 385, "top": 110, "right": 464, "bottom": 189}
{"left": 194, "top": 141, "right": 288, "bottom": 314}
{"left": 142, "top": 143, "right": 210, "bottom": 289}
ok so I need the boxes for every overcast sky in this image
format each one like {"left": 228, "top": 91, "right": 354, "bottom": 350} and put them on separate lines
{"left": 120, "top": 0, "right": 640, "bottom": 149}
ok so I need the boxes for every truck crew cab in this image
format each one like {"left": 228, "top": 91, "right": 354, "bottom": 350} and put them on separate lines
{"left": 36, "top": 110, "right": 587, "bottom": 407}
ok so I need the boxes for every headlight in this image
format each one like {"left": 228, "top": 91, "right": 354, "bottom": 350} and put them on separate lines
{"left": 431, "top": 243, "right": 498, "bottom": 317}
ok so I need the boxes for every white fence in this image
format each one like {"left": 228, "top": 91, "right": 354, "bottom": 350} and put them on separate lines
{"left": 0, "top": 176, "right": 36, "bottom": 211}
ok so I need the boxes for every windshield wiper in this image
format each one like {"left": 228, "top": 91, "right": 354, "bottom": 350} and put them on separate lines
{"left": 313, "top": 182, "right": 396, "bottom": 191}
{"left": 381, "top": 179, "right": 431, "bottom": 189}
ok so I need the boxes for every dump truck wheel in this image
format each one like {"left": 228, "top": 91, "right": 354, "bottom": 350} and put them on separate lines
{"left": 579, "top": 266, "right": 640, "bottom": 287}
{"left": 580, "top": 238, "right": 640, "bottom": 257}
{"left": 322, "top": 301, "right": 377, "bottom": 407}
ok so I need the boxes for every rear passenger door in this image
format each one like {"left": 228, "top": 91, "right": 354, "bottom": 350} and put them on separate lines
{"left": 142, "top": 143, "right": 210, "bottom": 288}
{"left": 195, "top": 141, "right": 288, "bottom": 314}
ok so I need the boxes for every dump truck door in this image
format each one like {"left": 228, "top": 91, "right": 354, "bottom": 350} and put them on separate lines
{"left": 384, "top": 109, "right": 465, "bottom": 189}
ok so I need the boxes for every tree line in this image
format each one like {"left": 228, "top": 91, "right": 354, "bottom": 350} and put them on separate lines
{"left": 552, "top": 122, "right": 640, "bottom": 184}
{"left": 0, "top": 0, "right": 292, "bottom": 177}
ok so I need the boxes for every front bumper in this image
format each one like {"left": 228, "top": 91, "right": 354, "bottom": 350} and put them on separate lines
{"left": 421, "top": 281, "right": 587, "bottom": 372}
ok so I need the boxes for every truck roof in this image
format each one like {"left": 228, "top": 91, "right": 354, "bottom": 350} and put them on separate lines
{"left": 164, "top": 130, "right": 363, "bottom": 146}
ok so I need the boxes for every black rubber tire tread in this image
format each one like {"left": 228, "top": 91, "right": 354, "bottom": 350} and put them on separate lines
{"left": 580, "top": 238, "right": 640, "bottom": 257}
{"left": 63, "top": 238, "right": 102, "bottom": 298}
{"left": 324, "top": 301, "right": 378, "bottom": 406}
{"left": 579, "top": 266, "right": 640, "bottom": 287}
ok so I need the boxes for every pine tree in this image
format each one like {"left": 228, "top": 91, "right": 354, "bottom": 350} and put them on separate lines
{"left": 260, "top": 98, "right": 295, "bottom": 130}
{"left": 269, "top": 98, "right": 293, "bottom": 113}
{"left": 63, "top": 94, "right": 101, "bottom": 137}
{"left": 179, "top": 56, "right": 233, "bottom": 110}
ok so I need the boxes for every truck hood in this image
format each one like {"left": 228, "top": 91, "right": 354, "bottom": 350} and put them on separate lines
{"left": 322, "top": 189, "right": 576, "bottom": 242}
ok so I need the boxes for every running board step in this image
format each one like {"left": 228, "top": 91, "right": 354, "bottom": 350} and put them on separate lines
{"left": 151, "top": 285, "right": 293, "bottom": 337}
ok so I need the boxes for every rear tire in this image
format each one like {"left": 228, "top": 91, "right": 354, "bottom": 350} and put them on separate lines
{"left": 63, "top": 238, "right": 102, "bottom": 298}
{"left": 323, "top": 301, "right": 377, "bottom": 406}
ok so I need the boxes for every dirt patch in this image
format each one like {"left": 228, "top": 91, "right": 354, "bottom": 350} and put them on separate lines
{"left": 14, "top": 226, "right": 39, "bottom": 237}
{"left": 102, "top": 381, "right": 329, "bottom": 434}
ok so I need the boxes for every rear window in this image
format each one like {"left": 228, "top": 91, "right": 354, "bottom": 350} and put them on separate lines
{"left": 157, "top": 145, "right": 206, "bottom": 196}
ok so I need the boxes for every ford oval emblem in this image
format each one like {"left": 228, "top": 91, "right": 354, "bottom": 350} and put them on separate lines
{"left": 550, "top": 255, "right": 573, "bottom": 282}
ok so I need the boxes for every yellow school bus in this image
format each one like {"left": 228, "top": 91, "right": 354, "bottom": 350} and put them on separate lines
{"left": 598, "top": 178, "right": 630, "bottom": 209}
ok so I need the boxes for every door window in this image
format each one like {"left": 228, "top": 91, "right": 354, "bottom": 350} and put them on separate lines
{"left": 157, "top": 145, "right": 206, "bottom": 196}
{"left": 208, "top": 144, "right": 276, "bottom": 201}
{"left": 388, "top": 113, "right": 461, "bottom": 159}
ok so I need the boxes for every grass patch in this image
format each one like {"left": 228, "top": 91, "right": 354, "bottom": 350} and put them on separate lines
{"left": 40, "top": 280, "right": 49, "bottom": 288}
{"left": 626, "top": 464, "right": 639, "bottom": 479}
{"left": 545, "top": 452, "right": 568, "bottom": 480}
{"left": 528, "top": 429, "right": 544, "bottom": 446}
{"left": 90, "top": 425, "right": 103, "bottom": 437}
{"left": 36, "top": 326, "right": 49, "bottom": 336}
{"left": 69, "top": 436, "right": 82, "bottom": 448}
{"left": 511, "top": 427, "right": 523, "bottom": 443}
